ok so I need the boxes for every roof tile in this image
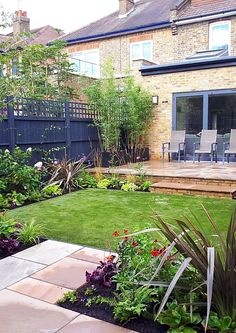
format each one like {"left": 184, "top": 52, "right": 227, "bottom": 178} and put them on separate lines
{"left": 58, "top": 0, "right": 236, "bottom": 44}
{"left": 177, "top": 0, "right": 236, "bottom": 19}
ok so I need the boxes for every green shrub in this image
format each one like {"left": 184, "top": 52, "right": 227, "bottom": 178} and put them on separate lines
{"left": 139, "top": 180, "right": 152, "bottom": 192}
{"left": 27, "top": 190, "right": 43, "bottom": 202}
{"left": 159, "top": 302, "right": 201, "bottom": 333}
{"left": 107, "top": 176, "right": 122, "bottom": 189}
{"left": 58, "top": 290, "right": 78, "bottom": 304}
{"left": 6, "top": 191, "right": 27, "bottom": 207}
{"left": 97, "top": 178, "right": 111, "bottom": 189}
{"left": 113, "top": 286, "right": 158, "bottom": 323}
{"left": 42, "top": 184, "right": 62, "bottom": 197}
{"left": 76, "top": 171, "right": 97, "bottom": 188}
{"left": 0, "top": 213, "right": 17, "bottom": 238}
{"left": 121, "top": 182, "right": 137, "bottom": 192}
{"left": 0, "top": 147, "right": 42, "bottom": 209}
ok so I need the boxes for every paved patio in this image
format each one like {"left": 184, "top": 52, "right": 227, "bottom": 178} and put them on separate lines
{"left": 0, "top": 240, "right": 136, "bottom": 333}
{"left": 95, "top": 160, "right": 236, "bottom": 181}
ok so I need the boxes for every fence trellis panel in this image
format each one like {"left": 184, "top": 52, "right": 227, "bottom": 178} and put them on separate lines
{"left": 0, "top": 97, "right": 99, "bottom": 161}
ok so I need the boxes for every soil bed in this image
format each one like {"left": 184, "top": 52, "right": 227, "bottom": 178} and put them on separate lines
{"left": 59, "top": 283, "right": 203, "bottom": 333}
{"left": 0, "top": 237, "right": 47, "bottom": 260}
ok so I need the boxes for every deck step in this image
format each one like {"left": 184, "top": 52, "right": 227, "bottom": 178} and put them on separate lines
{"left": 150, "top": 181, "right": 236, "bottom": 198}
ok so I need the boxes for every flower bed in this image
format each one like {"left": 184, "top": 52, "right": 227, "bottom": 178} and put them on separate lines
{"left": 0, "top": 147, "right": 152, "bottom": 212}
{"left": 58, "top": 211, "right": 236, "bottom": 333}
{"left": 59, "top": 282, "right": 168, "bottom": 333}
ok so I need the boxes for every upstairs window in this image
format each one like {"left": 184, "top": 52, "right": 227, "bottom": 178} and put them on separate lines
{"left": 209, "top": 21, "right": 231, "bottom": 53}
{"left": 130, "top": 40, "right": 152, "bottom": 65}
{"left": 69, "top": 49, "right": 100, "bottom": 78}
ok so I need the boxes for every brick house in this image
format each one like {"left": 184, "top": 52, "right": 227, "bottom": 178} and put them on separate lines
{"left": 60, "top": 0, "right": 236, "bottom": 160}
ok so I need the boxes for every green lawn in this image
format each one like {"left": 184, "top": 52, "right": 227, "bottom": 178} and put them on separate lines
{"left": 8, "top": 189, "right": 235, "bottom": 249}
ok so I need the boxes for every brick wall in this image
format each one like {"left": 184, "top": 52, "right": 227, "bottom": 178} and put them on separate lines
{"left": 65, "top": 16, "right": 236, "bottom": 76}
{"left": 133, "top": 66, "right": 236, "bottom": 159}
{"left": 64, "top": 16, "right": 236, "bottom": 159}
{"left": 174, "top": 16, "right": 236, "bottom": 60}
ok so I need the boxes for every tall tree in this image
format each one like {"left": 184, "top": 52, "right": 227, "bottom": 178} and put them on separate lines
{"left": 0, "top": 40, "right": 75, "bottom": 100}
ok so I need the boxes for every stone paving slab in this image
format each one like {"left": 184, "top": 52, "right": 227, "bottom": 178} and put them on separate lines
{"left": 8, "top": 277, "right": 72, "bottom": 304}
{"left": 93, "top": 160, "right": 236, "bottom": 180}
{"left": 70, "top": 246, "right": 116, "bottom": 263}
{"left": 0, "top": 289, "right": 79, "bottom": 333}
{"left": 13, "top": 239, "right": 82, "bottom": 265}
{"left": 57, "top": 314, "right": 137, "bottom": 333}
{"left": 32, "top": 257, "right": 97, "bottom": 289}
{"left": 0, "top": 256, "right": 45, "bottom": 290}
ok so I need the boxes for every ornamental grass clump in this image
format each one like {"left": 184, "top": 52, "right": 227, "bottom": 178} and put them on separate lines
{"left": 0, "top": 212, "right": 45, "bottom": 256}
{"left": 46, "top": 156, "right": 86, "bottom": 192}
{"left": 154, "top": 206, "right": 236, "bottom": 329}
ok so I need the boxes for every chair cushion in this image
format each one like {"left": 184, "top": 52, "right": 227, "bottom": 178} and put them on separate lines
{"left": 224, "top": 150, "right": 236, "bottom": 154}
{"left": 194, "top": 150, "right": 211, "bottom": 154}
{"left": 167, "top": 149, "right": 183, "bottom": 153}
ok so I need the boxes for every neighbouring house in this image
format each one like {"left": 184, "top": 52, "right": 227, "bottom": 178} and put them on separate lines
{"left": 0, "top": 10, "right": 64, "bottom": 76}
{"left": 3, "top": 10, "right": 63, "bottom": 46}
{"left": 58, "top": 0, "right": 236, "bottom": 160}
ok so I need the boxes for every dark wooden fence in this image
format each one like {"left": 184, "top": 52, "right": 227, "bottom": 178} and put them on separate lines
{"left": 0, "top": 97, "right": 99, "bottom": 161}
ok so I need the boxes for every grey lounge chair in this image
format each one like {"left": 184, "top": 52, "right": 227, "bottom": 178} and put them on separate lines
{"left": 223, "top": 129, "right": 236, "bottom": 164}
{"left": 162, "top": 130, "right": 186, "bottom": 162}
{"left": 193, "top": 130, "right": 217, "bottom": 163}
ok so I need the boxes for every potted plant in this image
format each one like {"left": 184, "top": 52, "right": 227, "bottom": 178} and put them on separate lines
{"left": 84, "top": 61, "right": 124, "bottom": 167}
{"left": 121, "top": 75, "right": 153, "bottom": 163}
{"left": 84, "top": 61, "right": 154, "bottom": 167}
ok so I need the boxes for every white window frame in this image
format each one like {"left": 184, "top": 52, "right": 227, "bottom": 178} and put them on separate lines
{"left": 130, "top": 40, "right": 153, "bottom": 65}
{"left": 69, "top": 48, "right": 100, "bottom": 78}
{"left": 209, "top": 21, "right": 231, "bottom": 54}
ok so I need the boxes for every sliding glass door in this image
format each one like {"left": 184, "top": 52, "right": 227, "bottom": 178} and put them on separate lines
{"left": 208, "top": 93, "right": 236, "bottom": 134}
{"left": 176, "top": 95, "right": 203, "bottom": 135}
{"left": 173, "top": 90, "right": 236, "bottom": 159}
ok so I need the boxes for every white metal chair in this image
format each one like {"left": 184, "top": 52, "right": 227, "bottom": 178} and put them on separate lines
{"left": 223, "top": 129, "right": 236, "bottom": 164}
{"left": 162, "top": 130, "right": 186, "bottom": 162}
{"left": 193, "top": 130, "right": 217, "bottom": 163}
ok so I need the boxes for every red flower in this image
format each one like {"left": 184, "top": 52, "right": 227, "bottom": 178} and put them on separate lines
{"left": 124, "top": 229, "right": 129, "bottom": 234}
{"left": 151, "top": 248, "right": 166, "bottom": 257}
{"left": 132, "top": 241, "right": 138, "bottom": 247}
{"left": 123, "top": 236, "right": 128, "bottom": 241}
{"left": 151, "top": 249, "right": 162, "bottom": 257}
{"left": 105, "top": 255, "right": 116, "bottom": 262}
{"left": 137, "top": 249, "right": 142, "bottom": 254}
{"left": 112, "top": 231, "right": 120, "bottom": 237}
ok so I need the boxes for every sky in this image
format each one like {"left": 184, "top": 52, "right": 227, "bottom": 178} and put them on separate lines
{"left": 0, "top": 0, "right": 118, "bottom": 34}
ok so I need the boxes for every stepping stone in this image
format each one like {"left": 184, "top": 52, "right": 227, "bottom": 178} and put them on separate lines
{"left": 0, "top": 257, "right": 45, "bottom": 290}
{"left": 70, "top": 246, "right": 117, "bottom": 264}
{"left": 8, "top": 277, "right": 72, "bottom": 304}
{"left": 0, "top": 289, "right": 78, "bottom": 333}
{"left": 57, "top": 314, "right": 137, "bottom": 333}
{"left": 13, "top": 240, "right": 82, "bottom": 265}
{"left": 32, "top": 257, "right": 97, "bottom": 289}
